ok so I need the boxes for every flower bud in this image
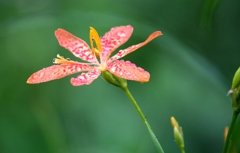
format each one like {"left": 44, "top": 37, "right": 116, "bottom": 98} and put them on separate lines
{"left": 231, "top": 67, "right": 240, "bottom": 90}
{"left": 171, "top": 117, "right": 184, "bottom": 150}
{"left": 228, "top": 67, "right": 240, "bottom": 111}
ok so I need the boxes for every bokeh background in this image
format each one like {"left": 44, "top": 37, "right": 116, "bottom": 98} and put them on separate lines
{"left": 1, "top": 0, "right": 240, "bottom": 153}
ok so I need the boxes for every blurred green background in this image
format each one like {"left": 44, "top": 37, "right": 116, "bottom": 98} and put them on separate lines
{"left": 1, "top": 0, "right": 240, "bottom": 152}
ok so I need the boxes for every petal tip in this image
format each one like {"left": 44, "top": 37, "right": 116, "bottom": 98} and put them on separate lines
{"left": 55, "top": 28, "right": 63, "bottom": 32}
{"left": 26, "top": 75, "right": 34, "bottom": 84}
{"left": 126, "top": 25, "right": 133, "bottom": 29}
{"left": 26, "top": 75, "right": 41, "bottom": 84}
{"left": 26, "top": 74, "right": 41, "bottom": 84}
{"left": 26, "top": 79, "right": 31, "bottom": 84}
{"left": 55, "top": 28, "right": 62, "bottom": 35}
{"left": 152, "top": 31, "right": 163, "bottom": 37}
{"left": 140, "top": 72, "right": 150, "bottom": 82}
{"left": 70, "top": 78, "right": 79, "bottom": 86}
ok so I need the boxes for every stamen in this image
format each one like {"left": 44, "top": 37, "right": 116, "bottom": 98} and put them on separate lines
{"left": 53, "top": 54, "right": 77, "bottom": 65}
{"left": 53, "top": 54, "right": 66, "bottom": 64}
{"left": 53, "top": 54, "right": 95, "bottom": 66}
{"left": 90, "top": 27, "right": 102, "bottom": 57}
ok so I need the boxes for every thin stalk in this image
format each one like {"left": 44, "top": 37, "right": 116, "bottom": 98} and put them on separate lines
{"left": 122, "top": 87, "right": 164, "bottom": 153}
{"left": 222, "top": 111, "right": 239, "bottom": 153}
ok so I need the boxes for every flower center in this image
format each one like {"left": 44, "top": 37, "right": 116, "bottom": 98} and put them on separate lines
{"left": 90, "top": 27, "right": 102, "bottom": 58}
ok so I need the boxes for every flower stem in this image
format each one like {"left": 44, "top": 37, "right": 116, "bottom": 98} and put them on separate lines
{"left": 122, "top": 87, "right": 164, "bottom": 153}
{"left": 222, "top": 111, "right": 239, "bottom": 153}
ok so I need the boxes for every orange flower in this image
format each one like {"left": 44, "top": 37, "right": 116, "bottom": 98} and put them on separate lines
{"left": 27, "top": 25, "right": 162, "bottom": 86}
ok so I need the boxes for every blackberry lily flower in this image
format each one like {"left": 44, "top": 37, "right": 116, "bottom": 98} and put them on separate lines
{"left": 27, "top": 25, "right": 162, "bottom": 86}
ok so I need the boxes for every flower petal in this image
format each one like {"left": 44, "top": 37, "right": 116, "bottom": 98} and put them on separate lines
{"left": 107, "top": 60, "right": 150, "bottom": 82}
{"left": 109, "top": 31, "right": 162, "bottom": 62}
{"left": 70, "top": 69, "right": 101, "bottom": 86}
{"left": 27, "top": 64, "right": 94, "bottom": 84}
{"left": 100, "top": 25, "right": 133, "bottom": 62}
{"left": 55, "top": 28, "right": 98, "bottom": 64}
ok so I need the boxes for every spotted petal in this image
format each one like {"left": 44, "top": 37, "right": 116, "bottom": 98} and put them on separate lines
{"left": 100, "top": 25, "right": 133, "bottom": 62}
{"left": 55, "top": 29, "right": 98, "bottom": 64}
{"left": 27, "top": 64, "right": 94, "bottom": 84}
{"left": 108, "top": 31, "right": 162, "bottom": 62}
{"left": 70, "top": 69, "right": 101, "bottom": 86}
{"left": 107, "top": 60, "right": 150, "bottom": 82}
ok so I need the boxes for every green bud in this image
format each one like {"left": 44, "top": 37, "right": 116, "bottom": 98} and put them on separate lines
{"left": 228, "top": 67, "right": 240, "bottom": 112}
{"left": 173, "top": 127, "right": 184, "bottom": 149}
{"left": 171, "top": 117, "right": 184, "bottom": 151}
{"left": 231, "top": 67, "right": 240, "bottom": 90}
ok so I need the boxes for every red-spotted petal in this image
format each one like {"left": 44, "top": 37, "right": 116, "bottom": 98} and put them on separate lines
{"left": 27, "top": 64, "right": 94, "bottom": 84}
{"left": 107, "top": 60, "right": 150, "bottom": 82}
{"left": 109, "top": 31, "right": 162, "bottom": 62}
{"left": 55, "top": 29, "right": 98, "bottom": 64}
{"left": 70, "top": 69, "right": 101, "bottom": 86}
{"left": 100, "top": 25, "right": 133, "bottom": 62}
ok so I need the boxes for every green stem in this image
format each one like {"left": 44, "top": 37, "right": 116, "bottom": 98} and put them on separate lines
{"left": 122, "top": 87, "right": 164, "bottom": 153}
{"left": 222, "top": 111, "right": 239, "bottom": 153}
